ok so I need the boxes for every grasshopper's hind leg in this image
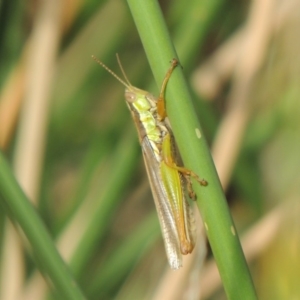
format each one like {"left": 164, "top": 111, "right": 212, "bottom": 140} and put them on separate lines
{"left": 175, "top": 165, "right": 208, "bottom": 201}
{"left": 162, "top": 133, "right": 208, "bottom": 200}
{"left": 157, "top": 58, "right": 179, "bottom": 121}
{"left": 175, "top": 165, "right": 208, "bottom": 187}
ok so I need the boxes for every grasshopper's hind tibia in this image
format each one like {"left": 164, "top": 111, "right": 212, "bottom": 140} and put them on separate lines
{"left": 169, "top": 163, "right": 208, "bottom": 201}
{"left": 170, "top": 165, "right": 208, "bottom": 187}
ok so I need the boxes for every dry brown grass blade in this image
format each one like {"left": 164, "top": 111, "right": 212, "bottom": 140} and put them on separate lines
{"left": 13, "top": 0, "right": 62, "bottom": 202}
{"left": 191, "top": 0, "right": 295, "bottom": 102}
{"left": 191, "top": 29, "right": 245, "bottom": 100}
{"left": 0, "top": 1, "right": 63, "bottom": 300}
{"left": 0, "top": 61, "right": 26, "bottom": 149}
{"left": 0, "top": 223, "right": 25, "bottom": 300}
{"left": 212, "top": 0, "right": 274, "bottom": 189}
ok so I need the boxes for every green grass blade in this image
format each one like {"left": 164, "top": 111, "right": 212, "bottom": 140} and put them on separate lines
{"left": 0, "top": 152, "right": 86, "bottom": 300}
{"left": 126, "top": 0, "right": 257, "bottom": 299}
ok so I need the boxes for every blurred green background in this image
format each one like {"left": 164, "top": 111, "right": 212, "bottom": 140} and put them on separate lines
{"left": 0, "top": 0, "right": 300, "bottom": 299}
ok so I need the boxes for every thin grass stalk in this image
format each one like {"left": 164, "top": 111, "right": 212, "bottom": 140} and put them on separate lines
{"left": 126, "top": 0, "right": 257, "bottom": 299}
{"left": 0, "top": 152, "right": 86, "bottom": 299}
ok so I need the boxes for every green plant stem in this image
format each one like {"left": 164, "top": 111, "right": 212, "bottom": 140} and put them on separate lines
{"left": 126, "top": 0, "right": 257, "bottom": 299}
{"left": 0, "top": 152, "right": 86, "bottom": 300}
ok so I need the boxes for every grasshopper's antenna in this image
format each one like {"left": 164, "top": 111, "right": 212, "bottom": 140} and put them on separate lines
{"left": 91, "top": 55, "right": 130, "bottom": 88}
{"left": 116, "top": 53, "right": 133, "bottom": 87}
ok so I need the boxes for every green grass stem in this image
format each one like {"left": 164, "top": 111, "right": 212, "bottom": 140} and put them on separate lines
{"left": 0, "top": 152, "right": 86, "bottom": 300}
{"left": 126, "top": 1, "right": 257, "bottom": 299}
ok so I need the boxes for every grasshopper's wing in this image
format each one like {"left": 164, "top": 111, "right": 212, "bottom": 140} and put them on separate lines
{"left": 141, "top": 137, "right": 182, "bottom": 269}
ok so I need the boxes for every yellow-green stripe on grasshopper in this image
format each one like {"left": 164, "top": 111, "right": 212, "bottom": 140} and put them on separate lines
{"left": 92, "top": 55, "right": 207, "bottom": 269}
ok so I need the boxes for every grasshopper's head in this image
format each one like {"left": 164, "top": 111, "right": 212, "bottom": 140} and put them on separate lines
{"left": 124, "top": 86, "right": 150, "bottom": 104}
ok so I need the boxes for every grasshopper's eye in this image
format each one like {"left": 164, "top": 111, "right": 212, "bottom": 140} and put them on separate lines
{"left": 125, "top": 91, "right": 136, "bottom": 103}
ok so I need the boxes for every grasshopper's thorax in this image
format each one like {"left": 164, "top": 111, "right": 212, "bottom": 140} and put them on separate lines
{"left": 125, "top": 86, "right": 167, "bottom": 161}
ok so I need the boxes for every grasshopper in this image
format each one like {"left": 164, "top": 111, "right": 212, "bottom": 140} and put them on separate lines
{"left": 92, "top": 55, "right": 207, "bottom": 269}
